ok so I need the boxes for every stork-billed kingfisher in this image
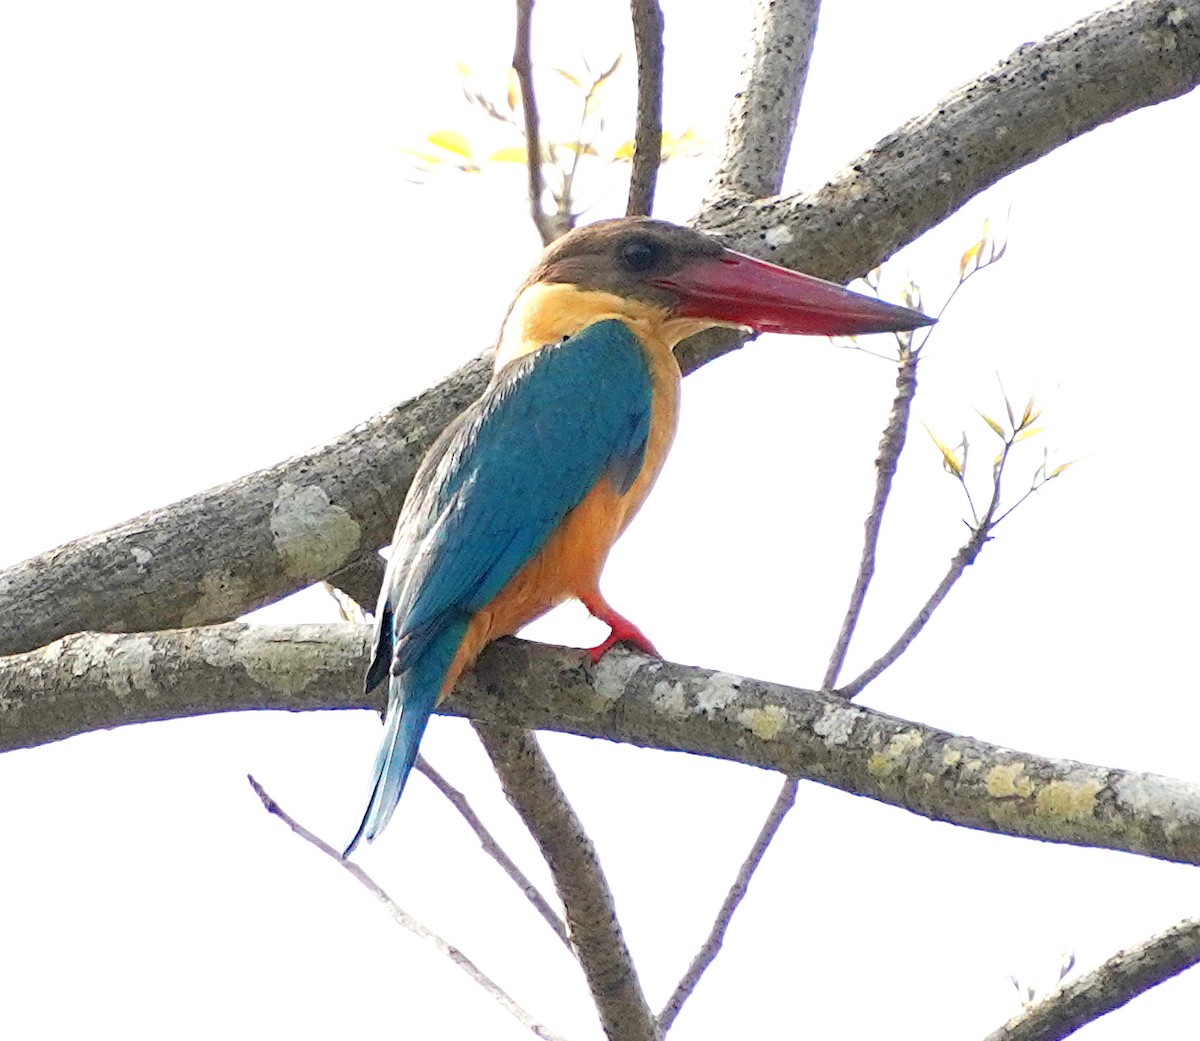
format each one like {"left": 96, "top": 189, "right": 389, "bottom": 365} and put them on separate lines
{"left": 344, "top": 217, "right": 932, "bottom": 854}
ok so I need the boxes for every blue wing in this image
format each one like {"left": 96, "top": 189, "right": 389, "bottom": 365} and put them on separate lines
{"left": 344, "top": 319, "right": 653, "bottom": 853}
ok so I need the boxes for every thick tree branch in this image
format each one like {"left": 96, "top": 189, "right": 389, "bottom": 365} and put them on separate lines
{"left": 9, "top": 624, "right": 1200, "bottom": 868}
{"left": 698, "top": 0, "right": 1200, "bottom": 278}
{"left": 2, "top": 0, "right": 1193, "bottom": 657}
{"left": 702, "top": 0, "right": 821, "bottom": 205}
{"left": 473, "top": 723, "right": 659, "bottom": 1041}
{"left": 0, "top": 353, "right": 494, "bottom": 658}
{"left": 248, "top": 774, "right": 568, "bottom": 1041}
{"left": 626, "top": 0, "right": 664, "bottom": 217}
{"left": 982, "top": 917, "right": 1200, "bottom": 1041}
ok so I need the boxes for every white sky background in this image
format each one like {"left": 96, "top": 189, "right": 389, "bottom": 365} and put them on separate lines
{"left": 2, "top": 1, "right": 1199, "bottom": 1037}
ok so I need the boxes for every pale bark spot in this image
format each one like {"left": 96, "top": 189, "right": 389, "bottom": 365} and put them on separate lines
{"left": 270, "top": 482, "right": 361, "bottom": 578}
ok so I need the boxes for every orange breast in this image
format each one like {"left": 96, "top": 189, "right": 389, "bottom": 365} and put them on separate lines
{"left": 438, "top": 327, "right": 682, "bottom": 698}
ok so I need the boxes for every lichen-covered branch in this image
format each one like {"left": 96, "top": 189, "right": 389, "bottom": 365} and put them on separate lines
{"left": 2, "top": 0, "right": 1194, "bottom": 657}
{"left": 8, "top": 624, "right": 1200, "bottom": 868}
{"left": 473, "top": 723, "right": 659, "bottom": 1041}
{"left": 701, "top": 0, "right": 821, "bottom": 205}
{"left": 982, "top": 916, "right": 1200, "bottom": 1041}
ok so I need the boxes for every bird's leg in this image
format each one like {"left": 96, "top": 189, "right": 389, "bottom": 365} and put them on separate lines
{"left": 578, "top": 591, "right": 659, "bottom": 663}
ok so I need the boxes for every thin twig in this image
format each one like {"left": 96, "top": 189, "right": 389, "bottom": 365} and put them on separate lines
{"left": 982, "top": 917, "right": 1200, "bottom": 1041}
{"left": 656, "top": 778, "right": 798, "bottom": 1033}
{"left": 626, "top": 0, "right": 664, "bottom": 217}
{"left": 659, "top": 5, "right": 831, "bottom": 1030}
{"left": 415, "top": 755, "right": 571, "bottom": 950}
{"left": 836, "top": 521, "right": 991, "bottom": 698}
{"left": 246, "top": 774, "right": 568, "bottom": 1041}
{"left": 822, "top": 346, "right": 918, "bottom": 691}
{"left": 473, "top": 723, "right": 660, "bottom": 1041}
{"left": 513, "top": 0, "right": 559, "bottom": 246}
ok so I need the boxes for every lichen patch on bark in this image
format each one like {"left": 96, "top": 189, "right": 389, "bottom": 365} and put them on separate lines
{"left": 1035, "top": 777, "right": 1104, "bottom": 823}
{"left": 270, "top": 482, "right": 361, "bottom": 579}
{"left": 985, "top": 762, "right": 1034, "bottom": 799}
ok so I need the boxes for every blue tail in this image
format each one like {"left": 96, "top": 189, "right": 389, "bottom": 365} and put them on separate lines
{"left": 342, "top": 619, "right": 468, "bottom": 856}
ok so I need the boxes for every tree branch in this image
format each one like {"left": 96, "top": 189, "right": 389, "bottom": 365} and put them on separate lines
{"left": 326, "top": 552, "right": 386, "bottom": 614}
{"left": 982, "top": 917, "right": 1200, "bottom": 1041}
{"left": 247, "top": 774, "right": 568, "bottom": 1041}
{"left": 10, "top": 623, "right": 1200, "bottom": 867}
{"left": 2, "top": 0, "right": 1195, "bottom": 659}
{"left": 626, "top": 0, "right": 665, "bottom": 218}
{"left": 513, "top": 0, "right": 562, "bottom": 246}
{"left": 698, "top": 0, "right": 1200, "bottom": 278}
{"left": 0, "top": 352, "right": 494, "bottom": 658}
{"left": 473, "top": 723, "right": 659, "bottom": 1041}
{"left": 701, "top": 0, "right": 822, "bottom": 205}
{"left": 822, "top": 346, "right": 917, "bottom": 690}
{"left": 415, "top": 755, "right": 571, "bottom": 950}
{"left": 656, "top": 776, "right": 798, "bottom": 1033}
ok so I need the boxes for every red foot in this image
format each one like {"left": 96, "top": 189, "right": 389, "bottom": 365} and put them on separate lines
{"left": 580, "top": 593, "right": 659, "bottom": 663}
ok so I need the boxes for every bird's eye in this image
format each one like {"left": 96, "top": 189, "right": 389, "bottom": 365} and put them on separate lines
{"left": 618, "top": 237, "right": 662, "bottom": 273}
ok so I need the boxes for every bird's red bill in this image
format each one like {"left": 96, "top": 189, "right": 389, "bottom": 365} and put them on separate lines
{"left": 653, "top": 249, "right": 934, "bottom": 336}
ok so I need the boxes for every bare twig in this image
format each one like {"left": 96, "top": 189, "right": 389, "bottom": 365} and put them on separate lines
{"left": 836, "top": 521, "right": 990, "bottom": 698}
{"left": 840, "top": 381, "right": 1055, "bottom": 699}
{"left": 702, "top": 0, "right": 822, "bottom": 205}
{"left": 246, "top": 774, "right": 568, "bottom": 1041}
{"left": 983, "top": 917, "right": 1200, "bottom": 1041}
{"left": 656, "top": 778, "right": 798, "bottom": 1033}
{"left": 821, "top": 346, "right": 918, "bottom": 691}
{"left": 472, "top": 723, "right": 659, "bottom": 1041}
{"left": 415, "top": 755, "right": 571, "bottom": 950}
{"left": 626, "top": 0, "right": 664, "bottom": 217}
{"left": 513, "top": 0, "right": 561, "bottom": 245}
{"left": 657, "top": 5, "right": 827, "bottom": 1025}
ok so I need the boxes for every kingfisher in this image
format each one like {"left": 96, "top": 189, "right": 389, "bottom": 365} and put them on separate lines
{"left": 344, "top": 217, "right": 931, "bottom": 854}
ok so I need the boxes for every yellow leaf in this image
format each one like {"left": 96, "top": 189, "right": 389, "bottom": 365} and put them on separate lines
{"left": 1049, "top": 460, "right": 1077, "bottom": 478}
{"left": 977, "top": 411, "right": 1006, "bottom": 438}
{"left": 1021, "top": 394, "right": 1038, "bottom": 427}
{"left": 923, "top": 424, "right": 963, "bottom": 477}
{"left": 427, "top": 130, "right": 473, "bottom": 159}
{"left": 554, "top": 67, "right": 582, "bottom": 89}
{"left": 454, "top": 62, "right": 472, "bottom": 79}
{"left": 488, "top": 146, "right": 528, "bottom": 163}
{"left": 1015, "top": 426, "right": 1045, "bottom": 442}
{"left": 613, "top": 139, "right": 636, "bottom": 160}
{"left": 506, "top": 67, "right": 520, "bottom": 111}
{"left": 959, "top": 240, "right": 984, "bottom": 279}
